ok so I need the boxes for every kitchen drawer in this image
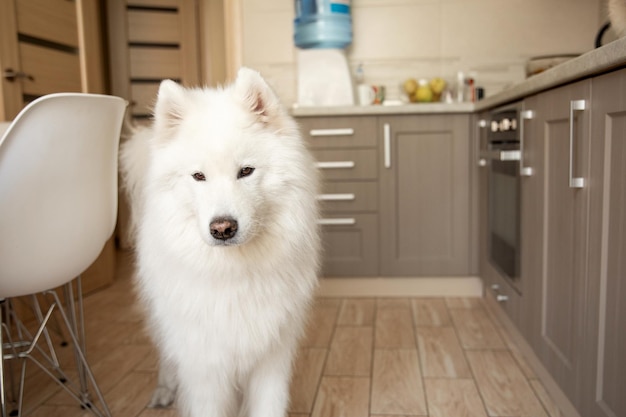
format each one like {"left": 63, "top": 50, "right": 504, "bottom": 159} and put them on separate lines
{"left": 318, "top": 181, "right": 378, "bottom": 213}
{"left": 312, "top": 149, "right": 378, "bottom": 181}
{"left": 319, "top": 213, "right": 378, "bottom": 277}
{"left": 298, "top": 116, "right": 377, "bottom": 148}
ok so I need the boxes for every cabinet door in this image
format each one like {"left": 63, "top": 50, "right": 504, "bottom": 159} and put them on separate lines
{"left": 518, "top": 94, "right": 543, "bottom": 340}
{"left": 583, "top": 69, "right": 626, "bottom": 417}
{"left": 475, "top": 113, "right": 490, "bottom": 285}
{"left": 525, "top": 80, "right": 591, "bottom": 407}
{"left": 379, "top": 115, "right": 471, "bottom": 276}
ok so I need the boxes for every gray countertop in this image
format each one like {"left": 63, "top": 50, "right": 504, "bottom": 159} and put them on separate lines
{"left": 291, "top": 37, "right": 626, "bottom": 118}
{"left": 291, "top": 101, "right": 474, "bottom": 117}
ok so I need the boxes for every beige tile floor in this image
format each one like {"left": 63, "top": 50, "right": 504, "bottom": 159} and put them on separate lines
{"left": 12, "top": 250, "right": 564, "bottom": 417}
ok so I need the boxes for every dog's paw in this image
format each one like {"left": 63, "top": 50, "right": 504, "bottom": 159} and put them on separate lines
{"left": 147, "top": 386, "right": 176, "bottom": 408}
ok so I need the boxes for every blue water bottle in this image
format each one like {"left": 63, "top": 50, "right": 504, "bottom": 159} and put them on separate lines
{"left": 294, "top": 0, "right": 352, "bottom": 49}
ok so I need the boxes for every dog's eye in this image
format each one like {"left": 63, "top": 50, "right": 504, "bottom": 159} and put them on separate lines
{"left": 192, "top": 172, "right": 206, "bottom": 181}
{"left": 237, "top": 166, "right": 255, "bottom": 179}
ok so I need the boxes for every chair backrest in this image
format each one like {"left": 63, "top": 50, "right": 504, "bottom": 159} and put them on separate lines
{"left": 0, "top": 93, "right": 127, "bottom": 298}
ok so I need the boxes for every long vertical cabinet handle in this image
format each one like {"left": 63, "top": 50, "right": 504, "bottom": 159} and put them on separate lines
{"left": 569, "top": 100, "right": 586, "bottom": 189}
{"left": 476, "top": 119, "right": 487, "bottom": 167}
{"left": 520, "top": 109, "right": 535, "bottom": 176}
{"left": 383, "top": 123, "right": 391, "bottom": 168}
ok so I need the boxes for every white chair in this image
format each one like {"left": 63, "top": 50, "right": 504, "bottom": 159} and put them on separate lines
{"left": 0, "top": 93, "right": 127, "bottom": 417}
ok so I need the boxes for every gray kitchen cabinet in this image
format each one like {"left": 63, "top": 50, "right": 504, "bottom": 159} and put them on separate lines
{"left": 297, "top": 116, "right": 379, "bottom": 277}
{"left": 475, "top": 112, "right": 490, "bottom": 285}
{"left": 582, "top": 69, "right": 626, "bottom": 417}
{"left": 379, "top": 114, "right": 472, "bottom": 276}
{"left": 522, "top": 79, "right": 592, "bottom": 409}
{"left": 517, "top": 93, "right": 543, "bottom": 341}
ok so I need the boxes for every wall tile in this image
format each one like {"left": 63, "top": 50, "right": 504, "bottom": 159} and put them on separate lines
{"left": 350, "top": 4, "right": 442, "bottom": 60}
{"left": 243, "top": 9, "right": 296, "bottom": 64}
{"left": 441, "top": 0, "right": 600, "bottom": 58}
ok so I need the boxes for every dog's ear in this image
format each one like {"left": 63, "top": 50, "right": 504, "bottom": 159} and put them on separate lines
{"left": 153, "top": 79, "right": 186, "bottom": 133}
{"left": 234, "top": 68, "right": 282, "bottom": 123}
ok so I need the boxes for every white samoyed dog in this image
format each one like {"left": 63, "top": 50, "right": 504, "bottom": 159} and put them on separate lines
{"left": 120, "top": 68, "right": 320, "bottom": 417}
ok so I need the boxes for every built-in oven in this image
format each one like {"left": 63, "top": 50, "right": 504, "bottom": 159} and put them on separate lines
{"left": 483, "top": 104, "right": 522, "bottom": 293}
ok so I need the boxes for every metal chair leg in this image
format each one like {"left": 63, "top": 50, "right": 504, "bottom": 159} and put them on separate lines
{"left": 0, "top": 284, "right": 112, "bottom": 417}
{"left": 1, "top": 300, "right": 7, "bottom": 417}
{"left": 63, "top": 280, "right": 90, "bottom": 403}
{"left": 47, "top": 290, "right": 112, "bottom": 417}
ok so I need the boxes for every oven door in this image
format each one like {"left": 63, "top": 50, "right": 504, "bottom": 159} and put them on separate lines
{"left": 486, "top": 145, "right": 521, "bottom": 293}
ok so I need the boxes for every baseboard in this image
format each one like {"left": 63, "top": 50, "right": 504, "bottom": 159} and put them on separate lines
{"left": 317, "top": 276, "right": 483, "bottom": 297}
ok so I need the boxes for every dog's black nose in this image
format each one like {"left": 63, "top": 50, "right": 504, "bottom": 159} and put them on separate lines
{"left": 210, "top": 217, "right": 238, "bottom": 241}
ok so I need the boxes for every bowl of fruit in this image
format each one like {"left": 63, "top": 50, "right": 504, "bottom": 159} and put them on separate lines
{"left": 403, "top": 77, "right": 446, "bottom": 103}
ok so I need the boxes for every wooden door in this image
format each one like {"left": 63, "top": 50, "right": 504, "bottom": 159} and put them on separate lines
{"left": 106, "top": 0, "right": 201, "bottom": 119}
{"left": 0, "top": 0, "right": 106, "bottom": 121}
{"left": 583, "top": 69, "right": 626, "bottom": 417}
{"left": 379, "top": 115, "right": 471, "bottom": 276}
{"left": 0, "top": 0, "right": 113, "bottom": 295}
{"left": 526, "top": 80, "right": 591, "bottom": 408}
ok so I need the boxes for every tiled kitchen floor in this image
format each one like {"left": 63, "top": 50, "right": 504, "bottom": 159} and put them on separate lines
{"left": 15, "top": 250, "right": 563, "bottom": 417}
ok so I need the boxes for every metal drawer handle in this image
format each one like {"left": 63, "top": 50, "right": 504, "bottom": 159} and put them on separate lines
{"left": 569, "top": 100, "right": 586, "bottom": 189}
{"left": 479, "top": 150, "right": 521, "bottom": 161}
{"left": 491, "top": 284, "right": 509, "bottom": 302}
{"left": 315, "top": 161, "right": 355, "bottom": 169}
{"left": 316, "top": 193, "right": 355, "bottom": 201}
{"left": 520, "top": 109, "right": 535, "bottom": 176}
{"left": 318, "top": 218, "right": 356, "bottom": 226}
{"left": 496, "top": 294, "right": 509, "bottom": 302}
{"left": 309, "top": 128, "right": 354, "bottom": 137}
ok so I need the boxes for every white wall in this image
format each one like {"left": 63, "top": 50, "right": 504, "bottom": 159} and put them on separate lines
{"left": 241, "top": 0, "right": 607, "bottom": 106}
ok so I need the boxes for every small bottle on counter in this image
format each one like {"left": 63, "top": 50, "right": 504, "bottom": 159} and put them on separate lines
{"left": 476, "top": 87, "right": 485, "bottom": 101}
{"left": 456, "top": 71, "right": 465, "bottom": 102}
{"left": 355, "top": 63, "right": 374, "bottom": 106}
{"left": 456, "top": 72, "right": 482, "bottom": 102}
{"left": 467, "top": 77, "right": 475, "bottom": 102}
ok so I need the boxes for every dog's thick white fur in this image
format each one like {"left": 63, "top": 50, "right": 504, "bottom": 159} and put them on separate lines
{"left": 120, "top": 68, "right": 320, "bottom": 417}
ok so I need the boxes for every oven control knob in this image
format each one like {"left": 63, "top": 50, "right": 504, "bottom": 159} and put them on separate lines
{"left": 490, "top": 120, "right": 499, "bottom": 132}
{"left": 500, "top": 118, "right": 511, "bottom": 131}
{"left": 511, "top": 118, "right": 517, "bottom": 130}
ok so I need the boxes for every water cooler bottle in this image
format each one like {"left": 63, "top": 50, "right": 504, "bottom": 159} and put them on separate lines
{"left": 294, "top": 0, "right": 355, "bottom": 106}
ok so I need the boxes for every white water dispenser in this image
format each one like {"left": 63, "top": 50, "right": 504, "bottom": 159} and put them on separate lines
{"left": 294, "top": 0, "right": 355, "bottom": 107}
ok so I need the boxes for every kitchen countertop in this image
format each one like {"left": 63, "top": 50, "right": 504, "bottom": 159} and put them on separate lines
{"left": 291, "top": 37, "right": 626, "bottom": 117}
{"left": 291, "top": 101, "right": 474, "bottom": 116}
